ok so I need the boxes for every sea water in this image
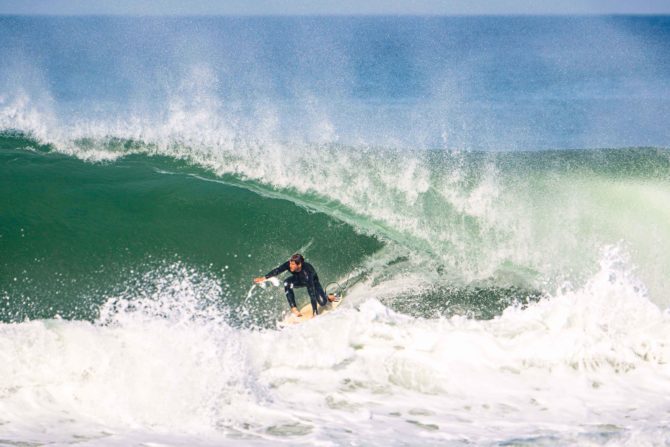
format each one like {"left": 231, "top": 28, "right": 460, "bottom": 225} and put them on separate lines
{"left": 1, "top": 15, "right": 670, "bottom": 446}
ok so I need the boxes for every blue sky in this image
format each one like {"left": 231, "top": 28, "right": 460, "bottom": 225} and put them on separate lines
{"left": 1, "top": 0, "right": 669, "bottom": 15}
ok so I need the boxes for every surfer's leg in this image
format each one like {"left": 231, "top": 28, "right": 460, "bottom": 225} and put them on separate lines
{"left": 284, "top": 277, "right": 298, "bottom": 309}
{"left": 307, "top": 285, "right": 319, "bottom": 315}
{"left": 314, "top": 279, "right": 328, "bottom": 306}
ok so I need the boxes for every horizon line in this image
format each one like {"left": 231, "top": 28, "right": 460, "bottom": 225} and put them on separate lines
{"left": 1, "top": 12, "right": 669, "bottom": 17}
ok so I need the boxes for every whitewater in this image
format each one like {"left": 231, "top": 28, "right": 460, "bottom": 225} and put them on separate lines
{"left": 2, "top": 15, "right": 670, "bottom": 446}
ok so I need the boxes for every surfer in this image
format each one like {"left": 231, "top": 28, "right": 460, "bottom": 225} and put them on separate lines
{"left": 255, "top": 253, "right": 335, "bottom": 318}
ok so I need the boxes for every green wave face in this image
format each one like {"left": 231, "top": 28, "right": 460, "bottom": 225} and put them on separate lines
{"left": 0, "top": 139, "right": 383, "bottom": 324}
{"left": 2, "top": 132, "right": 670, "bottom": 324}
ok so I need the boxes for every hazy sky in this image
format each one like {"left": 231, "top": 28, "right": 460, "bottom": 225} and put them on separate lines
{"left": 1, "top": 0, "right": 669, "bottom": 15}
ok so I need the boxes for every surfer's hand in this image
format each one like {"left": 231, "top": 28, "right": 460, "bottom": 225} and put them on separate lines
{"left": 254, "top": 276, "right": 266, "bottom": 284}
{"left": 327, "top": 294, "right": 336, "bottom": 302}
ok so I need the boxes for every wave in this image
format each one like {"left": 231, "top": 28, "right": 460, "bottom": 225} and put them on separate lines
{"left": 2, "top": 130, "right": 670, "bottom": 325}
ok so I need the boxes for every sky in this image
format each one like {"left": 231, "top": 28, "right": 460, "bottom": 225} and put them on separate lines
{"left": 0, "top": 0, "right": 669, "bottom": 15}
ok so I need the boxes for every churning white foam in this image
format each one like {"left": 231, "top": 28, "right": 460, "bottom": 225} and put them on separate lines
{"left": 1, "top": 248, "right": 669, "bottom": 445}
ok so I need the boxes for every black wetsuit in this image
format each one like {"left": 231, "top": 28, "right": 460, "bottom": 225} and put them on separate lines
{"left": 265, "top": 261, "right": 329, "bottom": 315}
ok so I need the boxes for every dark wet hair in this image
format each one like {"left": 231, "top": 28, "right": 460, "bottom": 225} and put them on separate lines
{"left": 290, "top": 253, "right": 304, "bottom": 264}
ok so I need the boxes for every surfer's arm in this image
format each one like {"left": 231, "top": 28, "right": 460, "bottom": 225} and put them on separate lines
{"left": 256, "top": 261, "right": 290, "bottom": 282}
{"left": 266, "top": 261, "right": 290, "bottom": 278}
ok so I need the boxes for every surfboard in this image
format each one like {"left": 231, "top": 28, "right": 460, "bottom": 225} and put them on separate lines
{"left": 280, "top": 295, "right": 343, "bottom": 326}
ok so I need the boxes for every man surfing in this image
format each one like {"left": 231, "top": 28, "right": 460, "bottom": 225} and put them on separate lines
{"left": 255, "top": 253, "right": 335, "bottom": 318}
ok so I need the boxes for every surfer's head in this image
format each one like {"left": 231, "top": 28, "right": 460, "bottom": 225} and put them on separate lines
{"left": 289, "top": 253, "right": 304, "bottom": 272}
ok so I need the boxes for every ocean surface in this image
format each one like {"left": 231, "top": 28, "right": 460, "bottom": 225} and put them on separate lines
{"left": 1, "top": 15, "right": 670, "bottom": 446}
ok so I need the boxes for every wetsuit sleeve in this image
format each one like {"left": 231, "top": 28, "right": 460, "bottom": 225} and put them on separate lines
{"left": 265, "top": 261, "right": 289, "bottom": 278}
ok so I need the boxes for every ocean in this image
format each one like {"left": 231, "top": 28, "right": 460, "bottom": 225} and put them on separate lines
{"left": 1, "top": 15, "right": 670, "bottom": 446}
